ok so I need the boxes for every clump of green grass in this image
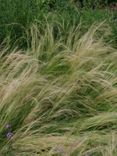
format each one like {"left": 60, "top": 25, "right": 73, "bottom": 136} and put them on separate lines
{"left": 0, "top": 22, "right": 117, "bottom": 156}
{"left": 1, "top": 0, "right": 117, "bottom": 49}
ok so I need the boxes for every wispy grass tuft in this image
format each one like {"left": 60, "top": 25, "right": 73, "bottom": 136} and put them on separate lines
{"left": 0, "top": 22, "right": 117, "bottom": 155}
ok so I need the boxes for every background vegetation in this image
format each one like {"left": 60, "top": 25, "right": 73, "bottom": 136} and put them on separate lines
{"left": 0, "top": 0, "right": 117, "bottom": 155}
{"left": 0, "top": 0, "right": 117, "bottom": 48}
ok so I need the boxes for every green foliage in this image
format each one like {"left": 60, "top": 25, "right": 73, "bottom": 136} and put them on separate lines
{"left": 0, "top": 0, "right": 117, "bottom": 49}
{"left": 0, "top": 0, "right": 78, "bottom": 48}
{"left": 78, "top": 0, "right": 117, "bottom": 7}
{"left": 0, "top": 0, "right": 39, "bottom": 46}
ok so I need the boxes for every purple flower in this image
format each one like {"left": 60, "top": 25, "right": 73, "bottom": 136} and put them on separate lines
{"left": 6, "top": 132, "right": 13, "bottom": 139}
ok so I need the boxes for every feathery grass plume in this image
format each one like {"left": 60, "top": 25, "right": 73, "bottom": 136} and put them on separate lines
{"left": 0, "top": 22, "right": 117, "bottom": 155}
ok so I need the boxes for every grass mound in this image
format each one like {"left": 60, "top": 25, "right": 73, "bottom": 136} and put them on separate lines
{"left": 0, "top": 22, "right": 117, "bottom": 156}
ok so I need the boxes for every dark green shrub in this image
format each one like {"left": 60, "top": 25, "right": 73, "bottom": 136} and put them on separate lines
{"left": 76, "top": 0, "right": 117, "bottom": 8}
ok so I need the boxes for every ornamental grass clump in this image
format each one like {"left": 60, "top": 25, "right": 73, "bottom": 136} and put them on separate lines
{"left": 0, "top": 22, "right": 117, "bottom": 155}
